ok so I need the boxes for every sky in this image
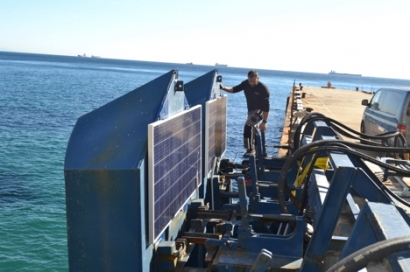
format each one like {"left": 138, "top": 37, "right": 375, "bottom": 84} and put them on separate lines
{"left": 1, "top": 0, "right": 410, "bottom": 79}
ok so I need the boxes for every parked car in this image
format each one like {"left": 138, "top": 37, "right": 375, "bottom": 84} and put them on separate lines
{"left": 361, "top": 88, "right": 410, "bottom": 146}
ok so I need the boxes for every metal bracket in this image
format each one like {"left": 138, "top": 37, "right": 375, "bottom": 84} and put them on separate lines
{"left": 175, "top": 80, "right": 184, "bottom": 92}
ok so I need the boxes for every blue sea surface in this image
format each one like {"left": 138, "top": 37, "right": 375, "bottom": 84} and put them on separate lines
{"left": 1, "top": 51, "right": 410, "bottom": 271}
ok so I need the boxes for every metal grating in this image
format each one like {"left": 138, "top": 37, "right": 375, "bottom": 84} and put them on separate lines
{"left": 148, "top": 105, "right": 202, "bottom": 243}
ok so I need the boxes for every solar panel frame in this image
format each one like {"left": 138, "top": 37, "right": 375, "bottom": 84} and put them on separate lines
{"left": 204, "top": 99, "right": 218, "bottom": 177}
{"left": 204, "top": 95, "right": 227, "bottom": 177}
{"left": 215, "top": 95, "right": 227, "bottom": 158}
{"left": 148, "top": 105, "right": 202, "bottom": 244}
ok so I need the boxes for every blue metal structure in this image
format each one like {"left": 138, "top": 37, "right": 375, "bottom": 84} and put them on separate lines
{"left": 65, "top": 70, "right": 186, "bottom": 271}
{"left": 65, "top": 70, "right": 410, "bottom": 271}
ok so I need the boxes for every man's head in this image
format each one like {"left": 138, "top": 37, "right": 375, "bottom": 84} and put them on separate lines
{"left": 247, "top": 70, "right": 259, "bottom": 87}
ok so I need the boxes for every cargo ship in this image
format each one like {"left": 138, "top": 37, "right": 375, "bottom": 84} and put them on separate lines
{"left": 329, "top": 70, "right": 361, "bottom": 76}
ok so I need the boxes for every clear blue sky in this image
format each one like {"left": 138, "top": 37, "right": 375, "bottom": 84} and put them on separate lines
{"left": 1, "top": 0, "right": 409, "bottom": 79}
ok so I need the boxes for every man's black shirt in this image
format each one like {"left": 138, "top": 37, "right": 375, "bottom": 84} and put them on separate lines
{"left": 232, "top": 80, "right": 270, "bottom": 112}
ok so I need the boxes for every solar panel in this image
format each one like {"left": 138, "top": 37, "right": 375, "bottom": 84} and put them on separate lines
{"left": 148, "top": 105, "right": 202, "bottom": 244}
{"left": 204, "top": 95, "right": 227, "bottom": 177}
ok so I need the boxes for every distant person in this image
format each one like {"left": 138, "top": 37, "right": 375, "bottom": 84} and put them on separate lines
{"left": 299, "top": 83, "right": 303, "bottom": 90}
{"left": 220, "top": 70, "right": 270, "bottom": 156}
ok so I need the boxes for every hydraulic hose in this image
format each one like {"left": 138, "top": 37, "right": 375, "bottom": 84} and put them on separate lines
{"left": 326, "top": 236, "right": 410, "bottom": 272}
{"left": 296, "top": 142, "right": 353, "bottom": 215}
{"left": 293, "top": 113, "right": 327, "bottom": 149}
{"left": 329, "top": 119, "right": 407, "bottom": 157}
{"left": 293, "top": 114, "right": 407, "bottom": 150}
{"left": 277, "top": 139, "right": 410, "bottom": 213}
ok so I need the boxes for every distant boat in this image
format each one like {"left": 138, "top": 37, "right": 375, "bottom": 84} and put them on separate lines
{"left": 78, "top": 54, "right": 87, "bottom": 58}
{"left": 215, "top": 63, "right": 228, "bottom": 67}
{"left": 91, "top": 55, "right": 101, "bottom": 58}
{"left": 186, "top": 62, "right": 193, "bottom": 65}
{"left": 329, "top": 70, "right": 361, "bottom": 76}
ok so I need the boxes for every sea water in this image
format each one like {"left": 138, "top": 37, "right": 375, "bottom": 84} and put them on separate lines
{"left": 1, "top": 51, "right": 410, "bottom": 271}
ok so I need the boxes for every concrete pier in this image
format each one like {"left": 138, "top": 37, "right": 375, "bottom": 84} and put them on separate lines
{"left": 278, "top": 86, "right": 373, "bottom": 157}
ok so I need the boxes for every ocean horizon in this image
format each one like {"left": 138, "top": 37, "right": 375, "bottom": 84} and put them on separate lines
{"left": 3, "top": 50, "right": 410, "bottom": 81}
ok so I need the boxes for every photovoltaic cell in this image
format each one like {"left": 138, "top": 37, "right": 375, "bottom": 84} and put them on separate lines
{"left": 205, "top": 95, "right": 227, "bottom": 176}
{"left": 148, "top": 105, "right": 202, "bottom": 243}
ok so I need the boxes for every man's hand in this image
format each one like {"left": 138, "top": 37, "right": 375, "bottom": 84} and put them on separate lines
{"left": 220, "top": 84, "right": 224, "bottom": 90}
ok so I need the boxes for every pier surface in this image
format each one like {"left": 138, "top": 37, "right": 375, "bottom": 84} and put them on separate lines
{"left": 278, "top": 86, "right": 373, "bottom": 157}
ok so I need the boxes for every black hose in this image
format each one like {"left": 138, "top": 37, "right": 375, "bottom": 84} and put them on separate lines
{"left": 329, "top": 119, "right": 407, "bottom": 157}
{"left": 293, "top": 113, "right": 327, "bottom": 149}
{"left": 277, "top": 139, "right": 410, "bottom": 213}
{"left": 293, "top": 114, "right": 407, "bottom": 150}
{"left": 326, "top": 236, "right": 410, "bottom": 272}
{"left": 329, "top": 117, "right": 405, "bottom": 144}
{"left": 297, "top": 142, "right": 353, "bottom": 216}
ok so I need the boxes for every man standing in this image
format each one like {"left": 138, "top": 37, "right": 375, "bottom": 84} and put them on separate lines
{"left": 220, "top": 70, "right": 270, "bottom": 156}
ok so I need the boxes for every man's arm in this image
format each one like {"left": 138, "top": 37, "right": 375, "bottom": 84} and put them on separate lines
{"left": 259, "top": 111, "right": 269, "bottom": 132}
{"left": 262, "top": 111, "right": 269, "bottom": 122}
{"left": 260, "top": 85, "right": 270, "bottom": 132}
{"left": 220, "top": 84, "right": 234, "bottom": 93}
